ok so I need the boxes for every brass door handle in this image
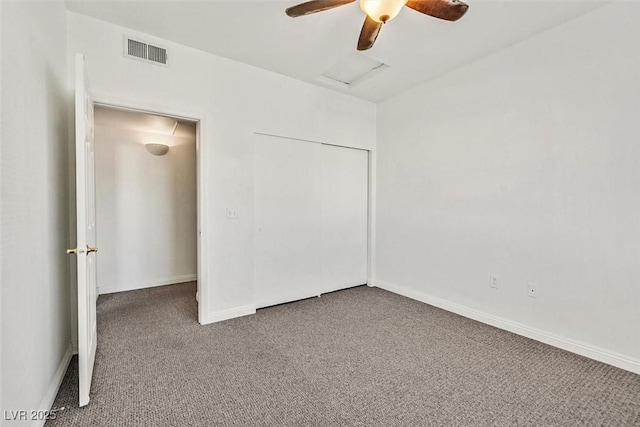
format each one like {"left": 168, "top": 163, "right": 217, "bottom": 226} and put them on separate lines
{"left": 66, "top": 247, "right": 96, "bottom": 255}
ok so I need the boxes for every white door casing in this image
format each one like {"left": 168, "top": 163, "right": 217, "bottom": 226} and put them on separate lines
{"left": 74, "top": 53, "right": 98, "bottom": 407}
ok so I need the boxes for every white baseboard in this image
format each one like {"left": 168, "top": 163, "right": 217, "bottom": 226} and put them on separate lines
{"left": 32, "top": 343, "right": 73, "bottom": 427}
{"left": 201, "top": 304, "right": 256, "bottom": 325}
{"left": 71, "top": 339, "right": 78, "bottom": 355}
{"left": 98, "top": 274, "right": 197, "bottom": 295}
{"left": 374, "top": 280, "right": 640, "bottom": 375}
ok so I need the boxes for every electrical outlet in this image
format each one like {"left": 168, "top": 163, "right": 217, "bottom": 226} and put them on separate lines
{"left": 528, "top": 283, "right": 539, "bottom": 298}
{"left": 226, "top": 208, "right": 239, "bottom": 219}
{"left": 490, "top": 275, "right": 498, "bottom": 289}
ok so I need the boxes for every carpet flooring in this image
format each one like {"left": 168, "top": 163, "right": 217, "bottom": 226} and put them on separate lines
{"left": 47, "top": 282, "right": 640, "bottom": 426}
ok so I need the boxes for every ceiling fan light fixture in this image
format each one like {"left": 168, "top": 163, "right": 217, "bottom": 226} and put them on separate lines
{"left": 359, "top": 0, "right": 408, "bottom": 23}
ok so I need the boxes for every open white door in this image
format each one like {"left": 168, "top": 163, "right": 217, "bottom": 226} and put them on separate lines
{"left": 70, "top": 53, "right": 98, "bottom": 407}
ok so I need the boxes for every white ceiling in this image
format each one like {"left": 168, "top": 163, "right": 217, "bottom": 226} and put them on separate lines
{"left": 66, "top": 0, "right": 610, "bottom": 102}
{"left": 95, "top": 106, "right": 197, "bottom": 139}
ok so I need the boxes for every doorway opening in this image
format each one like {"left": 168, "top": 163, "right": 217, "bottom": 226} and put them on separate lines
{"left": 92, "top": 104, "right": 201, "bottom": 322}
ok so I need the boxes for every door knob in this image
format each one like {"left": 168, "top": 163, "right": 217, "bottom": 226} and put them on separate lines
{"left": 87, "top": 246, "right": 98, "bottom": 254}
{"left": 66, "top": 247, "right": 86, "bottom": 255}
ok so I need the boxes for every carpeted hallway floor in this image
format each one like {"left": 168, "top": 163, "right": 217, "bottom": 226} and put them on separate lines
{"left": 47, "top": 282, "right": 640, "bottom": 426}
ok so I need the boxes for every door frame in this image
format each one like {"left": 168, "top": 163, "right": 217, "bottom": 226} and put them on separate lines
{"left": 70, "top": 93, "right": 209, "bottom": 328}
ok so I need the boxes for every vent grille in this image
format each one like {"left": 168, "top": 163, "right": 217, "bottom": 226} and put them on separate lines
{"left": 124, "top": 36, "right": 168, "bottom": 66}
{"left": 127, "top": 39, "right": 148, "bottom": 60}
{"left": 147, "top": 45, "right": 168, "bottom": 65}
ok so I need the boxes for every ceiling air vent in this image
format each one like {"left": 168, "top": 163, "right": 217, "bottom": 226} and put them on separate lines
{"left": 124, "top": 36, "right": 168, "bottom": 66}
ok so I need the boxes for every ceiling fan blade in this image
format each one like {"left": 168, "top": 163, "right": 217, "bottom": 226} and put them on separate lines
{"left": 286, "top": 0, "right": 355, "bottom": 17}
{"left": 357, "top": 16, "right": 383, "bottom": 51}
{"left": 405, "top": 0, "right": 469, "bottom": 22}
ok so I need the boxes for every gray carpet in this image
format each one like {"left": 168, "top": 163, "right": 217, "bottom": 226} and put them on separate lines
{"left": 47, "top": 282, "right": 640, "bottom": 426}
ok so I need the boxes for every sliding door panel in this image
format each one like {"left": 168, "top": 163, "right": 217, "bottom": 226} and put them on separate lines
{"left": 254, "top": 135, "right": 322, "bottom": 308}
{"left": 320, "top": 144, "right": 369, "bottom": 294}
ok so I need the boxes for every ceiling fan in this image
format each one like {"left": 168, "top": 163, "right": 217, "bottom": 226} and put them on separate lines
{"left": 285, "top": 0, "right": 469, "bottom": 51}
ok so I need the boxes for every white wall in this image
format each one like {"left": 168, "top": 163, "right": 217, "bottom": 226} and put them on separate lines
{"left": 67, "top": 12, "right": 377, "bottom": 321}
{"left": 0, "top": 0, "right": 72, "bottom": 423}
{"left": 376, "top": 2, "right": 640, "bottom": 371}
{"left": 95, "top": 124, "right": 196, "bottom": 294}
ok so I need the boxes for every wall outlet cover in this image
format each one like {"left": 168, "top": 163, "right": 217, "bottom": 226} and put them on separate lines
{"left": 490, "top": 275, "right": 498, "bottom": 289}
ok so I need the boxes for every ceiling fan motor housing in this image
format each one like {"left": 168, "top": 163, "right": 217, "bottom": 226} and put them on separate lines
{"left": 360, "top": 0, "right": 408, "bottom": 23}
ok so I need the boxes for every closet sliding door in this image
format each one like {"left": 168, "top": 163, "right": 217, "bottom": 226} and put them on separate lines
{"left": 320, "top": 144, "right": 368, "bottom": 294}
{"left": 254, "top": 134, "right": 368, "bottom": 309}
{"left": 254, "top": 135, "right": 322, "bottom": 308}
